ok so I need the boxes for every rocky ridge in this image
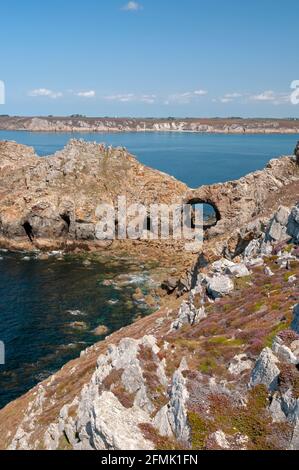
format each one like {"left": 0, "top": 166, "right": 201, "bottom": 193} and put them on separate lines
{"left": 1, "top": 117, "right": 299, "bottom": 134}
{"left": 0, "top": 139, "right": 298, "bottom": 261}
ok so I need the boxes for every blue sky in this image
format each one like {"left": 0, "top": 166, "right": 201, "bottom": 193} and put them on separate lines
{"left": 0, "top": 0, "right": 299, "bottom": 117}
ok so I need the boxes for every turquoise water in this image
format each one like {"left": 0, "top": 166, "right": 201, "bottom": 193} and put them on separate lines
{"left": 0, "top": 131, "right": 298, "bottom": 187}
{"left": 0, "top": 252, "right": 154, "bottom": 409}
{"left": 0, "top": 131, "right": 298, "bottom": 409}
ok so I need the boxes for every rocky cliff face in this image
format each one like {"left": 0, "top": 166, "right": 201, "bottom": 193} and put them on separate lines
{"left": 0, "top": 140, "right": 187, "bottom": 251}
{"left": 1, "top": 117, "right": 299, "bottom": 134}
{"left": 0, "top": 139, "right": 298, "bottom": 257}
{"left": 0, "top": 200, "right": 298, "bottom": 450}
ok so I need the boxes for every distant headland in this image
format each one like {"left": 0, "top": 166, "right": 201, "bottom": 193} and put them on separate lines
{"left": 0, "top": 116, "right": 299, "bottom": 134}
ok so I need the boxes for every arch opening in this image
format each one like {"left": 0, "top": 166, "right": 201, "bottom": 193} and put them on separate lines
{"left": 186, "top": 199, "right": 221, "bottom": 230}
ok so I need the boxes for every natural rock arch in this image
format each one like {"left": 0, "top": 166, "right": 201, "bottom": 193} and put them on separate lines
{"left": 185, "top": 198, "right": 221, "bottom": 230}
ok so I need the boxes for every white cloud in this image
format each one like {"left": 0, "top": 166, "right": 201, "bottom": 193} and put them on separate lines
{"left": 194, "top": 90, "right": 208, "bottom": 96}
{"left": 140, "top": 94, "right": 156, "bottom": 104}
{"left": 28, "top": 88, "right": 63, "bottom": 99}
{"left": 167, "top": 90, "right": 208, "bottom": 104}
{"left": 122, "top": 2, "right": 143, "bottom": 11}
{"left": 250, "top": 90, "right": 291, "bottom": 105}
{"left": 251, "top": 90, "right": 276, "bottom": 102}
{"left": 220, "top": 97, "right": 233, "bottom": 103}
{"left": 217, "top": 93, "right": 243, "bottom": 103}
{"left": 104, "top": 93, "right": 156, "bottom": 104}
{"left": 75, "top": 90, "right": 96, "bottom": 98}
{"left": 105, "top": 93, "right": 134, "bottom": 102}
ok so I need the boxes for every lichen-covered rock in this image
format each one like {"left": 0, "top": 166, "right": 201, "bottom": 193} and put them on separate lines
{"left": 154, "top": 359, "right": 190, "bottom": 442}
{"left": 266, "top": 206, "right": 291, "bottom": 242}
{"left": 172, "top": 289, "right": 206, "bottom": 330}
{"left": 42, "top": 335, "right": 166, "bottom": 451}
{"left": 228, "top": 354, "right": 253, "bottom": 376}
{"left": 85, "top": 391, "right": 154, "bottom": 450}
{"left": 287, "top": 204, "right": 299, "bottom": 243}
{"left": 211, "top": 258, "right": 250, "bottom": 278}
{"left": 207, "top": 275, "right": 234, "bottom": 299}
{"left": 226, "top": 263, "right": 250, "bottom": 278}
{"left": 272, "top": 336, "right": 298, "bottom": 365}
{"left": 291, "top": 304, "right": 299, "bottom": 334}
{"left": 249, "top": 347, "right": 280, "bottom": 392}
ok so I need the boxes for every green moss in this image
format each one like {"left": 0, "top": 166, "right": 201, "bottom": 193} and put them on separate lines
{"left": 262, "top": 283, "right": 273, "bottom": 293}
{"left": 230, "top": 385, "right": 273, "bottom": 450}
{"left": 283, "top": 272, "right": 296, "bottom": 282}
{"left": 198, "top": 357, "right": 218, "bottom": 374}
{"left": 188, "top": 412, "right": 212, "bottom": 450}
{"left": 222, "top": 304, "right": 231, "bottom": 313}
{"left": 270, "top": 303, "right": 280, "bottom": 311}
{"left": 251, "top": 301, "right": 265, "bottom": 313}
{"left": 208, "top": 337, "right": 244, "bottom": 347}
{"left": 174, "top": 338, "right": 200, "bottom": 352}
{"left": 284, "top": 244, "right": 294, "bottom": 253}
{"left": 227, "top": 338, "right": 245, "bottom": 347}
{"left": 208, "top": 336, "right": 228, "bottom": 345}
{"left": 234, "top": 275, "right": 252, "bottom": 290}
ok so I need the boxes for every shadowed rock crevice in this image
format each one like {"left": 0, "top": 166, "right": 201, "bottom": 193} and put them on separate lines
{"left": 22, "top": 221, "right": 34, "bottom": 243}
{"left": 60, "top": 213, "right": 71, "bottom": 234}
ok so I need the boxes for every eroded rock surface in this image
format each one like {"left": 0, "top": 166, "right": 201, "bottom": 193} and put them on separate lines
{"left": 0, "top": 143, "right": 299, "bottom": 451}
{"left": 0, "top": 140, "right": 298, "bottom": 256}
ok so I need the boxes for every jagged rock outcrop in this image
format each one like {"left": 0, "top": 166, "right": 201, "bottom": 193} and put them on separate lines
{"left": 171, "top": 287, "right": 206, "bottom": 330}
{"left": 249, "top": 304, "right": 299, "bottom": 449}
{"left": 187, "top": 156, "right": 299, "bottom": 239}
{"left": 291, "top": 304, "right": 299, "bottom": 334}
{"left": 153, "top": 359, "right": 190, "bottom": 442}
{"left": 206, "top": 275, "right": 235, "bottom": 299}
{"left": 3, "top": 332, "right": 191, "bottom": 451}
{"left": 249, "top": 347, "right": 281, "bottom": 392}
{"left": 0, "top": 140, "right": 298, "bottom": 254}
{"left": 0, "top": 140, "right": 187, "bottom": 249}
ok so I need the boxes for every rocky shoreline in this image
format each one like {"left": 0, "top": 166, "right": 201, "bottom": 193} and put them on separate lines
{"left": 0, "top": 201, "right": 298, "bottom": 450}
{"left": 0, "top": 140, "right": 298, "bottom": 450}
{"left": 1, "top": 116, "right": 299, "bottom": 134}
{"left": 0, "top": 139, "right": 298, "bottom": 258}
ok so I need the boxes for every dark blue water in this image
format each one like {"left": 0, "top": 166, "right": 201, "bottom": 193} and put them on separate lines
{"left": 0, "top": 131, "right": 298, "bottom": 187}
{"left": 0, "top": 251, "right": 154, "bottom": 408}
{"left": 0, "top": 131, "right": 298, "bottom": 409}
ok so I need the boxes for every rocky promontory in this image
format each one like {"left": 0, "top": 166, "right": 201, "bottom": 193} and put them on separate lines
{"left": 0, "top": 140, "right": 298, "bottom": 451}
{"left": 0, "top": 139, "right": 298, "bottom": 259}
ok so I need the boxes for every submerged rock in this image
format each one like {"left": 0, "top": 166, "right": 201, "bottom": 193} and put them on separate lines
{"left": 92, "top": 325, "right": 109, "bottom": 336}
